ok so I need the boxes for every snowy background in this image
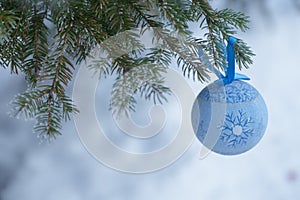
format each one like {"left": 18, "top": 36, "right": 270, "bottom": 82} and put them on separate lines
{"left": 1, "top": 0, "right": 300, "bottom": 199}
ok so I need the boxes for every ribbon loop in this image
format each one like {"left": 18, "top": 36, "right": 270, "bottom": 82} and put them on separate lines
{"left": 226, "top": 36, "right": 238, "bottom": 83}
{"left": 197, "top": 36, "right": 250, "bottom": 84}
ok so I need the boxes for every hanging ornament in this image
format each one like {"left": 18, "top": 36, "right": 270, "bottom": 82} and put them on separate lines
{"left": 192, "top": 36, "right": 268, "bottom": 155}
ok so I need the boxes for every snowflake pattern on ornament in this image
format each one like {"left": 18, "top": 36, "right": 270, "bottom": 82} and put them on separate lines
{"left": 200, "top": 80, "right": 258, "bottom": 103}
{"left": 219, "top": 110, "right": 255, "bottom": 147}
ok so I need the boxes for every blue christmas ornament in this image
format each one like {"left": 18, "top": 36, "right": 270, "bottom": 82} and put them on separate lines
{"left": 192, "top": 36, "right": 268, "bottom": 155}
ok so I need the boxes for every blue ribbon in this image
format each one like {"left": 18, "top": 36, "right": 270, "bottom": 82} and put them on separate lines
{"left": 198, "top": 36, "right": 250, "bottom": 85}
{"left": 225, "top": 36, "right": 250, "bottom": 84}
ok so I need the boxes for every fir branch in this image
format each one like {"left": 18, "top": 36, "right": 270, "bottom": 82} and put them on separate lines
{"left": 193, "top": 0, "right": 254, "bottom": 71}
{"left": 154, "top": 28, "right": 210, "bottom": 81}
{"left": 125, "top": 0, "right": 163, "bottom": 29}
{"left": 0, "top": 9, "right": 19, "bottom": 43}
{"left": 23, "top": 2, "right": 49, "bottom": 87}
{"left": 1, "top": 0, "right": 255, "bottom": 139}
{"left": 117, "top": 2, "right": 209, "bottom": 82}
{"left": 33, "top": 5, "right": 39, "bottom": 84}
{"left": 0, "top": 12, "right": 27, "bottom": 74}
{"left": 155, "top": 0, "right": 191, "bottom": 33}
{"left": 235, "top": 39, "right": 255, "bottom": 69}
{"left": 111, "top": 60, "right": 170, "bottom": 116}
{"left": 12, "top": 90, "right": 46, "bottom": 119}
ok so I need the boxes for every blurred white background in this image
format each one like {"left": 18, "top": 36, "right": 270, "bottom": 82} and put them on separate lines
{"left": 1, "top": 0, "right": 300, "bottom": 199}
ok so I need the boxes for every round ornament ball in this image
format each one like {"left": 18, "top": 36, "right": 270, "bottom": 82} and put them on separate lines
{"left": 192, "top": 79, "right": 268, "bottom": 155}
